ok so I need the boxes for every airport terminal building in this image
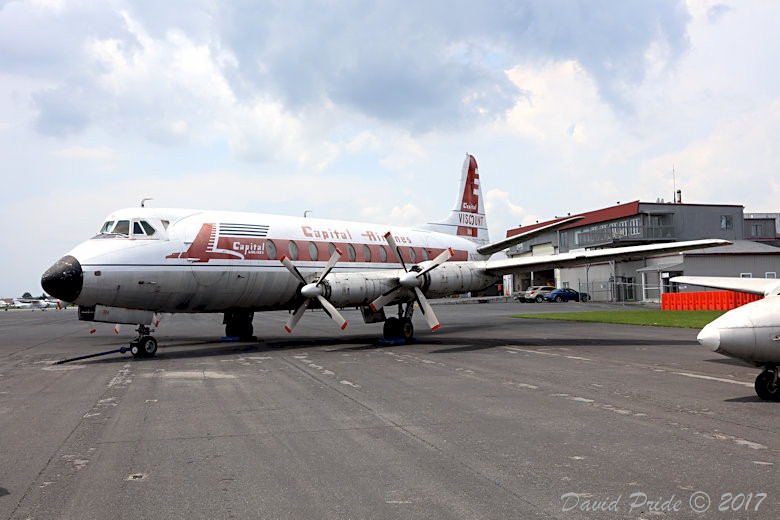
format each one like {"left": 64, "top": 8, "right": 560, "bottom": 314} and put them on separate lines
{"left": 505, "top": 200, "right": 780, "bottom": 302}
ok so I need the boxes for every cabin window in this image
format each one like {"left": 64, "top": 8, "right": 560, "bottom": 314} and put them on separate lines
{"left": 363, "top": 244, "right": 371, "bottom": 262}
{"left": 266, "top": 240, "right": 277, "bottom": 260}
{"left": 328, "top": 243, "right": 337, "bottom": 256}
{"left": 421, "top": 249, "right": 429, "bottom": 261}
{"left": 100, "top": 221, "right": 115, "bottom": 233}
{"left": 161, "top": 220, "right": 170, "bottom": 229}
{"left": 288, "top": 241, "right": 299, "bottom": 261}
{"left": 133, "top": 221, "right": 144, "bottom": 235}
{"left": 308, "top": 241, "right": 319, "bottom": 261}
{"left": 409, "top": 248, "right": 417, "bottom": 264}
{"left": 379, "top": 245, "right": 387, "bottom": 263}
{"left": 114, "top": 220, "right": 130, "bottom": 236}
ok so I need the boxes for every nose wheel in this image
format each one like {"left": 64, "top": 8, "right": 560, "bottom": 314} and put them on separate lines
{"left": 129, "top": 325, "right": 158, "bottom": 358}
{"left": 755, "top": 368, "right": 779, "bottom": 401}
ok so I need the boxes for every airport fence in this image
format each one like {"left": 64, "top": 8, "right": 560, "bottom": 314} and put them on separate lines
{"left": 574, "top": 280, "right": 665, "bottom": 304}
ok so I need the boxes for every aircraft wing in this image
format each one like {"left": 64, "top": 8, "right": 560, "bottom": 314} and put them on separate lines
{"left": 482, "top": 239, "right": 731, "bottom": 275}
{"left": 671, "top": 276, "right": 780, "bottom": 296}
{"left": 476, "top": 216, "right": 583, "bottom": 256}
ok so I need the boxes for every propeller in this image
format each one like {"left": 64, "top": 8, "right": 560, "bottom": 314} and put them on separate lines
{"left": 280, "top": 249, "right": 348, "bottom": 333}
{"left": 369, "top": 231, "right": 453, "bottom": 331}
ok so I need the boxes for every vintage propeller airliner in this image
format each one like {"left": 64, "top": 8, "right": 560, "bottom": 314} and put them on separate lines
{"left": 672, "top": 276, "right": 780, "bottom": 401}
{"left": 42, "top": 154, "right": 728, "bottom": 358}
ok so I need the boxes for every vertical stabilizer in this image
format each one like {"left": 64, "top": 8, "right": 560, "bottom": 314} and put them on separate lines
{"left": 419, "top": 154, "right": 489, "bottom": 246}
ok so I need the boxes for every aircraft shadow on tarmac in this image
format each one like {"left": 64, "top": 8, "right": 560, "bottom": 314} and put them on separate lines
{"left": 72, "top": 332, "right": 695, "bottom": 364}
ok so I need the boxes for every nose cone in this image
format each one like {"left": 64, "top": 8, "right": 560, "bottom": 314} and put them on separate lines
{"left": 41, "top": 255, "right": 83, "bottom": 302}
{"left": 697, "top": 323, "right": 721, "bottom": 351}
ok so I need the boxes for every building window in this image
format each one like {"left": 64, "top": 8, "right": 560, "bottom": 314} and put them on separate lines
{"left": 720, "top": 215, "right": 733, "bottom": 229}
{"left": 766, "top": 272, "right": 777, "bottom": 279}
{"left": 751, "top": 224, "right": 763, "bottom": 236}
{"left": 740, "top": 272, "right": 752, "bottom": 278}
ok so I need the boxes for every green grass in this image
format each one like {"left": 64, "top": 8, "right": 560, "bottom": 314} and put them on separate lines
{"left": 512, "top": 310, "right": 726, "bottom": 328}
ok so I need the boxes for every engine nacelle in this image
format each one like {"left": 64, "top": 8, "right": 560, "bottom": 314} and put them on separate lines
{"left": 318, "top": 262, "right": 498, "bottom": 308}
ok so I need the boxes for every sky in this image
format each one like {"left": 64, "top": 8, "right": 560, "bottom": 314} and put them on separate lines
{"left": 1, "top": 0, "right": 779, "bottom": 297}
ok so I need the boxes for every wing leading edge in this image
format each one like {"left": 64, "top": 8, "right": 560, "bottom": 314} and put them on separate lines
{"left": 481, "top": 239, "right": 732, "bottom": 275}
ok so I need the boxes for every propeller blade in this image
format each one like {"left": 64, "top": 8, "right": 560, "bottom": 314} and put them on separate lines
{"left": 284, "top": 300, "right": 310, "bottom": 333}
{"left": 317, "top": 248, "right": 342, "bottom": 283}
{"left": 413, "top": 287, "right": 440, "bottom": 331}
{"left": 280, "top": 256, "right": 307, "bottom": 284}
{"left": 316, "top": 295, "right": 348, "bottom": 330}
{"left": 384, "top": 231, "right": 407, "bottom": 271}
{"left": 418, "top": 247, "right": 454, "bottom": 276}
{"left": 370, "top": 286, "right": 404, "bottom": 312}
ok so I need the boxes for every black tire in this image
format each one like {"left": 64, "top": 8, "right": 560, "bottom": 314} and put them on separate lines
{"left": 383, "top": 317, "right": 401, "bottom": 339}
{"left": 554, "top": 296, "right": 563, "bottom": 303}
{"left": 535, "top": 295, "right": 544, "bottom": 303}
{"left": 755, "top": 371, "right": 780, "bottom": 401}
{"left": 131, "top": 336, "right": 157, "bottom": 358}
{"left": 581, "top": 295, "right": 589, "bottom": 302}
{"left": 399, "top": 317, "right": 414, "bottom": 342}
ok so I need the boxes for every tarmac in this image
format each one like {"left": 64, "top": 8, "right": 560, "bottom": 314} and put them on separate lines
{"left": 0, "top": 301, "right": 777, "bottom": 519}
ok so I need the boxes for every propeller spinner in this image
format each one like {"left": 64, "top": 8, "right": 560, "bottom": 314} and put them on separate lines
{"left": 280, "top": 249, "right": 348, "bottom": 333}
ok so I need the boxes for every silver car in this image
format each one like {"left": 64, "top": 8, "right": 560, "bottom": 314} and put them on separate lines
{"left": 518, "top": 285, "right": 556, "bottom": 303}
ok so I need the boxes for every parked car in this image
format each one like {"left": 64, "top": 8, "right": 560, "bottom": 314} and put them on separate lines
{"left": 544, "top": 288, "right": 589, "bottom": 303}
{"left": 515, "top": 285, "right": 556, "bottom": 303}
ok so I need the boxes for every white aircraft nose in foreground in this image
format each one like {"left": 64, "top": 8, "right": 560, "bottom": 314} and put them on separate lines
{"left": 42, "top": 154, "right": 728, "bottom": 359}
{"left": 672, "top": 276, "right": 780, "bottom": 401}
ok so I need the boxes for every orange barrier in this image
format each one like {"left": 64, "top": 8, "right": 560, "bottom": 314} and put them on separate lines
{"left": 661, "top": 291, "right": 762, "bottom": 311}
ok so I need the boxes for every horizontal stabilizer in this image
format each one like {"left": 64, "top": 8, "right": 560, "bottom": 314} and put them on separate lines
{"left": 476, "top": 216, "right": 584, "bottom": 256}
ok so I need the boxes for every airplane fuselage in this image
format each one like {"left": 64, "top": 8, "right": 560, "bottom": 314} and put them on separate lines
{"left": 46, "top": 208, "right": 497, "bottom": 315}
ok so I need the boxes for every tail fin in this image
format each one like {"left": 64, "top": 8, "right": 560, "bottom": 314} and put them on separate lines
{"left": 420, "top": 154, "right": 489, "bottom": 246}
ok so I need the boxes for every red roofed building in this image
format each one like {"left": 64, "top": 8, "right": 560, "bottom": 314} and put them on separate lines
{"left": 504, "top": 200, "right": 779, "bottom": 302}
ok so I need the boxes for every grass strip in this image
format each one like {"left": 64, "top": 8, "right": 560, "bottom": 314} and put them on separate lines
{"left": 512, "top": 310, "right": 726, "bottom": 329}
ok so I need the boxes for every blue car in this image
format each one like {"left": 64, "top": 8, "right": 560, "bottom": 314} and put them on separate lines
{"left": 544, "top": 288, "right": 589, "bottom": 302}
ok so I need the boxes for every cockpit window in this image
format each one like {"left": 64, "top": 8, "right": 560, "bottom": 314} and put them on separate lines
{"left": 114, "top": 220, "right": 130, "bottom": 236}
{"left": 95, "top": 218, "right": 161, "bottom": 239}
{"left": 140, "top": 220, "right": 156, "bottom": 236}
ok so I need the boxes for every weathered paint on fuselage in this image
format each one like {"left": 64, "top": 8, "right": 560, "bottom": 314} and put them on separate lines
{"left": 63, "top": 208, "right": 496, "bottom": 313}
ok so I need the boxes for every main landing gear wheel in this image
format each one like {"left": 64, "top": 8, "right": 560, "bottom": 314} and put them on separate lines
{"left": 755, "top": 370, "right": 780, "bottom": 401}
{"left": 383, "top": 317, "right": 414, "bottom": 342}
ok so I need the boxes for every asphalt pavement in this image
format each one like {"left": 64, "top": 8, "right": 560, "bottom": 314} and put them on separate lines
{"left": 0, "top": 301, "right": 777, "bottom": 519}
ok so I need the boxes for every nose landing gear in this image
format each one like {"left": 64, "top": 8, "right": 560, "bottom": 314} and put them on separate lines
{"left": 755, "top": 367, "right": 779, "bottom": 401}
{"left": 129, "top": 325, "right": 158, "bottom": 358}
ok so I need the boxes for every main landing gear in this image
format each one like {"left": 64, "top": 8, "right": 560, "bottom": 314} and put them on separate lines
{"left": 382, "top": 303, "right": 415, "bottom": 343}
{"left": 129, "top": 324, "right": 158, "bottom": 358}
{"left": 755, "top": 366, "right": 779, "bottom": 401}
{"left": 224, "top": 310, "right": 254, "bottom": 339}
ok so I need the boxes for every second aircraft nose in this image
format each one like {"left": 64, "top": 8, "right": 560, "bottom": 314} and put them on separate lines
{"left": 41, "top": 255, "right": 83, "bottom": 303}
{"left": 696, "top": 323, "right": 721, "bottom": 351}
